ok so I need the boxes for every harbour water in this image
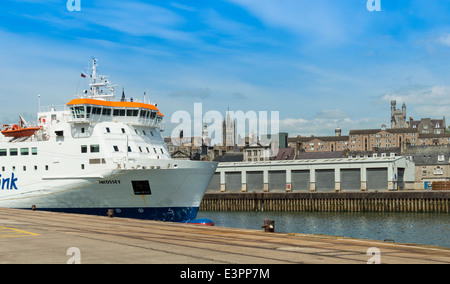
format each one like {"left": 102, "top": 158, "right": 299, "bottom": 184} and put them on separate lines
{"left": 197, "top": 211, "right": 450, "bottom": 248}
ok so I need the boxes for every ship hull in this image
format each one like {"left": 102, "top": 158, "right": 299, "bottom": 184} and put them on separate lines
{"left": 0, "top": 160, "right": 217, "bottom": 222}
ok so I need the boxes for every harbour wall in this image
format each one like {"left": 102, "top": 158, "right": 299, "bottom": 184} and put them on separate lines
{"left": 199, "top": 191, "right": 450, "bottom": 213}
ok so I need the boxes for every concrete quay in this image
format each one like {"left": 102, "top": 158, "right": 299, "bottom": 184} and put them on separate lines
{"left": 0, "top": 208, "right": 448, "bottom": 264}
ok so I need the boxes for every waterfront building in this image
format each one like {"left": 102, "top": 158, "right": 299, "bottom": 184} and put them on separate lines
{"left": 404, "top": 145, "right": 450, "bottom": 189}
{"left": 288, "top": 132, "right": 349, "bottom": 153}
{"left": 206, "top": 156, "right": 414, "bottom": 193}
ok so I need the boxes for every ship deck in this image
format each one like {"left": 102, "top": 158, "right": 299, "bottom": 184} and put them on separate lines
{"left": 0, "top": 208, "right": 448, "bottom": 265}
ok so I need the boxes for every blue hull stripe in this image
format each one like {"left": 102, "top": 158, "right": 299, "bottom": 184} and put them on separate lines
{"left": 25, "top": 207, "right": 199, "bottom": 222}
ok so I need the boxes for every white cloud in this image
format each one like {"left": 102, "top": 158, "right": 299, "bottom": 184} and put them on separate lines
{"left": 437, "top": 33, "right": 450, "bottom": 47}
{"left": 83, "top": 1, "right": 196, "bottom": 42}
{"left": 280, "top": 109, "right": 384, "bottom": 137}
{"left": 382, "top": 84, "right": 450, "bottom": 117}
{"left": 224, "top": 0, "right": 352, "bottom": 45}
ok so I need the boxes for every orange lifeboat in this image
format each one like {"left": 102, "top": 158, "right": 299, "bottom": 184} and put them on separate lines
{"left": 1, "top": 124, "right": 41, "bottom": 138}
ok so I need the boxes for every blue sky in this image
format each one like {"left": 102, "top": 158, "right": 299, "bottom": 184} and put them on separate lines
{"left": 1, "top": 0, "right": 450, "bottom": 137}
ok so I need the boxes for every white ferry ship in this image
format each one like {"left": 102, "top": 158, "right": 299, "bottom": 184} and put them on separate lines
{"left": 0, "top": 59, "right": 217, "bottom": 222}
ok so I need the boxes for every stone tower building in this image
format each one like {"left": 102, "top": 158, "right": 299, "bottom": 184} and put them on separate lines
{"left": 391, "top": 100, "right": 409, "bottom": 128}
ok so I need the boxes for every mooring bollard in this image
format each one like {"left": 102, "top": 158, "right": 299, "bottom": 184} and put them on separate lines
{"left": 262, "top": 219, "right": 275, "bottom": 232}
{"left": 31, "top": 205, "right": 36, "bottom": 211}
{"left": 107, "top": 209, "right": 114, "bottom": 218}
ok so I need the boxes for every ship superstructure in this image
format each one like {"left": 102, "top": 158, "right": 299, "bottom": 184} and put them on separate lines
{"left": 0, "top": 59, "right": 217, "bottom": 222}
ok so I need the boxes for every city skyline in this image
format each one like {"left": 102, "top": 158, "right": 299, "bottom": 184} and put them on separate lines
{"left": 1, "top": 1, "right": 450, "bottom": 137}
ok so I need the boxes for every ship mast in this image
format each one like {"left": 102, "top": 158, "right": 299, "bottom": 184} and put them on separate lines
{"left": 88, "top": 58, "right": 117, "bottom": 100}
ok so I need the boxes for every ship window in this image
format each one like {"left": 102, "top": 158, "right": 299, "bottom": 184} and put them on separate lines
{"left": 143, "top": 130, "right": 146, "bottom": 135}
{"left": 55, "top": 131, "right": 64, "bottom": 137}
{"left": 90, "top": 145, "right": 100, "bottom": 153}
{"left": 150, "top": 112, "right": 156, "bottom": 119}
{"left": 74, "top": 106, "right": 85, "bottom": 119}
{"left": 92, "top": 107, "right": 102, "bottom": 115}
{"left": 81, "top": 128, "right": 85, "bottom": 134}
{"left": 140, "top": 110, "right": 147, "bottom": 118}
{"left": 23, "top": 166, "right": 26, "bottom": 171}
{"left": 32, "top": 148, "right": 38, "bottom": 155}
{"left": 81, "top": 164, "right": 85, "bottom": 170}
{"left": 128, "top": 146, "right": 132, "bottom": 153}
{"left": 146, "top": 147, "right": 150, "bottom": 153}
{"left": 21, "top": 148, "right": 29, "bottom": 156}
{"left": 89, "top": 159, "right": 101, "bottom": 165}
{"left": 2, "top": 167, "right": 4, "bottom": 171}
{"left": 0, "top": 149, "right": 6, "bottom": 156}
{"left": 153, "top": 148, "right": 157, "bottom": 154}
{"left": 139, "top": 147, "right": 142, "bottom": 152}
{"left": 121, "top": 128, "right": 126, "bottom": 134}
{"left": 127, "top": 109, "right": 139, "bottom": 117}
{"left": 113, "top": 109, "right": 126, "bottom": 116}
{"left": 113, "top": 146, "right": 119, "bottom": 152}
{"left": 106, "top": 127, "right": 111, "bottom": 133}
{"left": 132, "top": 181, "right": 151, "bottom": 195}
{"left": 45, "top": 165, "right": 49, "bottom": 171}
{"left": 160, "top": 148, "right": 164, "bottom": 154}
{"left": 34, "top": 166, "right": 37, "bottom": 171}
{"left": 10, "top": 148, "right": 18, "bottom": 156}
{"left": 81, "top": 145, "right": 88, "bottom": 153}
{"left": 102, "top": 108, "right": 111, "bottom": 116}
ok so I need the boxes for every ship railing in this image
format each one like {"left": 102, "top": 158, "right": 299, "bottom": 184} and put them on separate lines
{"left": 39, "top": 105, "right": 68, "bottom": 113}
{"left": 67, "top": 114, "right": 163, "bottom": 129}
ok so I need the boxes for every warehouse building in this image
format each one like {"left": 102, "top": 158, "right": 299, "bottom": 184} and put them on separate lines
{"left": 207, "top": 156, "right": 415, "bottom": 192}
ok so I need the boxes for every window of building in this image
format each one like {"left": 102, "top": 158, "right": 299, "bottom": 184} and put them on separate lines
{"left": 81, "top": 145, "right": 88, "bottom": 153}
{"left": 434, "top": 166, "right": 443, "bottom": 175}
{"left": 438, "top": 154, "right": 445, "bottom": 162}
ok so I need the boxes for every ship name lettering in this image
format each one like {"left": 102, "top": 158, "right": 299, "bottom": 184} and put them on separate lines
{"left": 99, "top": 180, "right": 121, "bottom": 185}
{"left": 0, "top": 173, "right": 18, "bottom": 190}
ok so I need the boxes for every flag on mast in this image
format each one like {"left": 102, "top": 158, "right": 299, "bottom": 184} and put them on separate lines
{"left": 81, "top": 72, "right": 86, "bottom": 78}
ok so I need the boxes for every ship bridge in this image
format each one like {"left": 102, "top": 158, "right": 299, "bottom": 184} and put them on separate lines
{"left": 63, "top": 58, "right": 164, "bottom": 129}
{"left": 66, "top": 98, "right": 164, "bottom": 128}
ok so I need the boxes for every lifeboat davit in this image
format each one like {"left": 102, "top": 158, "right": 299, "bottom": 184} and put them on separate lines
{"left": 1, "top": 124, "right": 40, "bottom": 138}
